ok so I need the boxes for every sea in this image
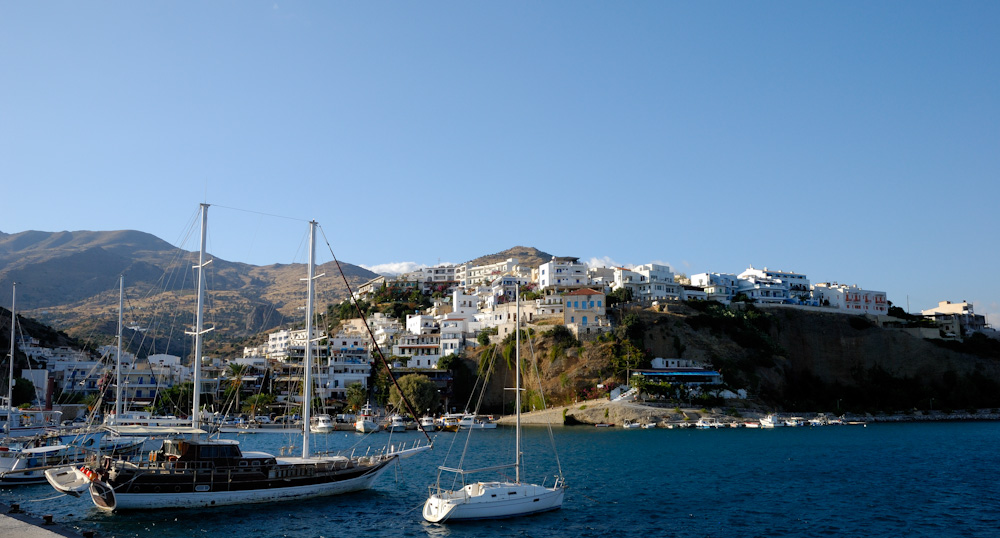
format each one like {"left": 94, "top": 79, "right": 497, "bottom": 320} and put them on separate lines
{"left": 2, "top": 421, "right": 999, "bottom": 538}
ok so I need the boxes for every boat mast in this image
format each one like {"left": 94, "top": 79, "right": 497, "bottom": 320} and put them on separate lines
{"left": 115, "top": 275, "right": 124, "bottom": 417}
{"left": 6, "top": 283, "right": 15, "bottom": 433}
{"left": 515, "top": 286, "right": 521, "bottom": 484}
{"left": 190, "top": 203, "right": 210, "bottom": 430}
{"left": 302, "top": 220, "right": 317, "bottom": 459}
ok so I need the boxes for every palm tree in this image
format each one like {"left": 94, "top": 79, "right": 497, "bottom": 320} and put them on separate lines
{"left": 242, "top": 393, "right": 275, "bottom": 418}
{"left": 224, "top": 363, "right": 248, "bottom": 414}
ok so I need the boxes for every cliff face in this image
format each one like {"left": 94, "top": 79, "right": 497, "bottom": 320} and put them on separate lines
{"left": 473, "top": 304, "right": 1000, "bottom": 413}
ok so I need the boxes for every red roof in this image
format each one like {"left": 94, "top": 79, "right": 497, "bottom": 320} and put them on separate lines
{"left": 565, "top": 288, "right": 603, "bottom": 296}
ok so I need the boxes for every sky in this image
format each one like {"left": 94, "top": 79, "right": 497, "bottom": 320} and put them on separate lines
{"left": 1, "top": 2, "right": 997, "bottom": 324}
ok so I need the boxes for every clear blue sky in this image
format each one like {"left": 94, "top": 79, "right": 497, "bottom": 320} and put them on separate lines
{"left": 1, "top": 2, "right": 997, "bottom": 323}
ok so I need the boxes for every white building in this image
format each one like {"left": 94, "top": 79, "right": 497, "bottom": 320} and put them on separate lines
{"left": 325, "top": 329, "right": 372, "bottom": 398}
{"left": 920, "top": 301, "right": 989, "bottom": 333}
{"left": 465, "top": 258, "right": 527, "bottom": 288}
{"left": 690, "top": 273, "right": 739, "bottom": 304}
{"left": 403, "top": 264, "right": 461, "bottom": 295}
{"left": 538, "top": 257, "right": 589, "bottom": 291}
{"left": 613, "top": 264, "right": 680, "bottom": 301}
{"left": 739, "top": 266, "right": 811, "bottom": 302}
{"left": 392, "top": 333, "right": 441, "bottom": 369}
{"left": 811, "top": 282, "right": 888, "bottom": 314}
{"left": 368, "top": 312, "right": 403, "bottom": 349}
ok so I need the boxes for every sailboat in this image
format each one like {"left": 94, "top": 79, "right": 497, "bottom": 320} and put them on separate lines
{"left": 47, "top": 207, "right": 400, "bottom": 511}
{"left": 422, "top": 290, "right": 564, "bottom": 522}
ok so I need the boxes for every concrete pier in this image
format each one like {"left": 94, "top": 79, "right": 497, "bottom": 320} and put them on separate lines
{"left": 1, "top": 502, "right": 86, "bottom": 537}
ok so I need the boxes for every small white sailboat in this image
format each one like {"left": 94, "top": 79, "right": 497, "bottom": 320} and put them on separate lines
{"left": 423, "top": 291, "right": 564, "bottom": 523}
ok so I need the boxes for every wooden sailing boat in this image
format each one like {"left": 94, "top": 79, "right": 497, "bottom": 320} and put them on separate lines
{"left": 422, "top": 290, "right": 564, "bottom": 522}
{"left": 47, "top": 206, "right": 401, "bottom": 511}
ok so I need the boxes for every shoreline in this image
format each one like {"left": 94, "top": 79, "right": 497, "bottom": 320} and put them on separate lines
{"left": 495, "top": 398, "right": 1000, "bottom": 426}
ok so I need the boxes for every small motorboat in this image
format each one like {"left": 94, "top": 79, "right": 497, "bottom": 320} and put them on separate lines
{"left": 44, "top": 465, "right": 93, "bottom": 497}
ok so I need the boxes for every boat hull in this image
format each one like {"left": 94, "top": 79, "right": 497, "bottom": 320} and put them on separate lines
{"left": 423, "top": 482, "right": 564, "bottom": 522}
{"left": 90, "top": 457, "right": 396, "bottom": 511}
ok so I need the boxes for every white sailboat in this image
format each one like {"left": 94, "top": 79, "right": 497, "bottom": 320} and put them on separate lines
{"left": 423, "top": 291, "right": 564, "bottom": 522}
{"left": 47, "top": 207, "right": 401, "bottom": 511}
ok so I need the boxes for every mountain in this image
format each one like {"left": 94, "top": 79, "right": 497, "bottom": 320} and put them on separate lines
{"left": 0, "top": 230, "right": 378, "bottom": 358}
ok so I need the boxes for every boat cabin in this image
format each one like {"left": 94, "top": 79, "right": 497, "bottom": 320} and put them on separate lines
{"left": 154, "top": 439, "right": 275, "bottom": 468}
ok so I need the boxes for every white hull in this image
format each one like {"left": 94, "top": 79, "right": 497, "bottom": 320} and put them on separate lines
{"left": 94, "top": 461, "right": 391, "bottom": 511}
{"left": 356, "top": 419, "right": 379, "bottom": 433}
{"left": 45, "top": 466, "right": 92, "bottom": 496}
{"left": 424, "top": 481, "right": 564, "bottom": 522}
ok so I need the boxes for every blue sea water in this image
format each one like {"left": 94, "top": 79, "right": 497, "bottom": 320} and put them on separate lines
{"left": 3, "top": 422, "right": 1000, "bottom": 537}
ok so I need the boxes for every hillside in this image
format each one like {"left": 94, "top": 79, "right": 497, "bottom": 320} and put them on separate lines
{"left": 466, "top": 246, "right": 554, "bottom": 269}
{"left": 0, "top": 229, "right": 378, "bottom": 357}
{"left": 469, "top": 304, "right": 1000, "bottom": 414}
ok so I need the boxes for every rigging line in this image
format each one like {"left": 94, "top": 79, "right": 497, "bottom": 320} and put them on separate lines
{"left": 526, "top": 323, "right": 564, "bottom": 481}
{"left": 316, "top": 224, "right": 432, "bottom": 445}
{"left": 209, "top": 203, "right": 310, "bottom": 223}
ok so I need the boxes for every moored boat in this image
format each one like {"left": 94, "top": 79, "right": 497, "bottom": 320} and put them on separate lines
{"left": 423, "top": 290, "right": 564, "bottom": 522}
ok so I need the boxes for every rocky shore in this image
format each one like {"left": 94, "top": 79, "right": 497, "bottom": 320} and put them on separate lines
{"left": 494, "top": 399, "right": 1000, "bottom": 427}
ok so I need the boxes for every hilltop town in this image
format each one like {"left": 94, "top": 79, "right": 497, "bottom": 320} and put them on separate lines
{"left": 4, "top": 254, "right": 998, "bottom": 420}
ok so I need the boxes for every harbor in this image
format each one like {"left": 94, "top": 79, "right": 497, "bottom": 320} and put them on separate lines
{"left": 3, "top": 421, "right": 1000, "bottom": 537}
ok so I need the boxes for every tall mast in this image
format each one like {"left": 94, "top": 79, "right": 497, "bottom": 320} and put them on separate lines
{"left": 6, "top": 283, "right": 15, "bottom": 433}
{"left": 189, "top": 203, "right": 210, "bottom": 430}
{"left": 302, "top": 220, "right": 317, "bottom": 458}
{"left": 515, "top": 286, "right": 521, "bottom": 483}
{"left": 115, "top": 275, "right": 124, "bottom": 417}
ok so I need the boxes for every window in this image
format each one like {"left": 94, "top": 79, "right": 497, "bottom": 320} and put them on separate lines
{"left": 597, "top": 300, "right": 602, "bottom": 307}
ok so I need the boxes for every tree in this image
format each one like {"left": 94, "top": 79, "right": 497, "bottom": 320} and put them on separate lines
{"left": 607, "top": 287, "right": 633, "bottom": 306}
{"left": 11, "top": 377, "right": 36, "bottom": 407}
{"left": 345, "top": 382, "right": 368, "bottom": 412}
{"left": 388, "top": 374, "right": 439, "bottom": 416}
{"left": 241, "top": 393, "right": 275, "bottom": 417}
{"left": 223, "top": 363, "right": 248, "bottom": 413}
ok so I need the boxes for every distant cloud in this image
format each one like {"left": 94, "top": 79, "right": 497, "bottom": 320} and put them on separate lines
{"left": 361, "top": 262, "right": 426, "bottom": 276}
{"left": 586, "top": 256, "right": 622, "bottom": 269}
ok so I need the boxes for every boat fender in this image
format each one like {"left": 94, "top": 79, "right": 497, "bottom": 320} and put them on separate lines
{"left": 149, "top": 451, "right": 157, "bottom": 462}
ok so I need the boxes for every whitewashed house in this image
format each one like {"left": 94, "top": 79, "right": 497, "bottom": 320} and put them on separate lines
{"left": 739, "top": 266, "right": 811, "bottom": 302}
{"left": 812, "top": 282, "right": 888, "bottom": 315}
{"left": 690, "top": 273, "right": 738, "bottom": 303}
{"left": 538, "top": 256, "right": 590, "bottom": 291}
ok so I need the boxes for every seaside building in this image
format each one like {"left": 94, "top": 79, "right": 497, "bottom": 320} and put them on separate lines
{"left": 612, "top": 264, "right": 680, "bottom": 301}
{"left": 811, "top": 283, "right": 888, "bottom": 315}
{"left": 690, "top": 273, "right": 738, "bottom": 304}
{"left": 921, "top": 300, "right": 990, "bottom": 334}
{"left": 739, "top": 266, "right": 811, "bottom": 303}
{"left": 563, "top": 288, "right": 610, "bottom": 337}
{"left": 325, "top": 329, "right": 372, "bottom": 398}
{"left": 538, "top": 256, "right": 590, "bottom": 291}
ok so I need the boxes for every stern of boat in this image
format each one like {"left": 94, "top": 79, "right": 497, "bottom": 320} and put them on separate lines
{"left": 89, "top": 477, "right": 117, "bottom": 511}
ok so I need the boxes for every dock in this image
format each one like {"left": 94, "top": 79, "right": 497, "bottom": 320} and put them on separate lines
{"left": 1, "top": 502, "right": 88, "bottom": 538}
